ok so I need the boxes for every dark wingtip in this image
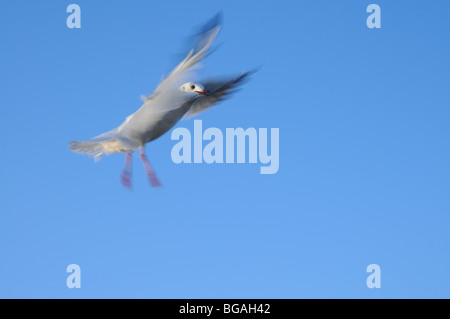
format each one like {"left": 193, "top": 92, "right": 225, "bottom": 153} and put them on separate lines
{"left": 248, "top": 65, "right": 262, "bottom": 75}
{"left": 196, "top": 12, "right": 223, "bottom": 36}
{"left": 237, "top": 67, "right": 260, "bottom": 83}
{"left": 214, "top": 11, "right": 224, "bottom": 26}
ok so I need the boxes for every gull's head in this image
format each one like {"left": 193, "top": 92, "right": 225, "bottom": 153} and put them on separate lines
{"left": 180, "top": 82, "right": 208, "bottom": 95}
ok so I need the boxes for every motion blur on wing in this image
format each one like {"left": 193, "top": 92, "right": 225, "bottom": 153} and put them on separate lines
{"left": 69, "top": 13, "right": 255, "bottom": 189}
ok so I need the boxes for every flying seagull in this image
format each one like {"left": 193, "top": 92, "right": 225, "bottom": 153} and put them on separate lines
{"left": 69, "top": 14, "right": 254, "bottom": 188}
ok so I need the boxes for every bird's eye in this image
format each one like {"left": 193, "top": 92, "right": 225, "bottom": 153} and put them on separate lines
{"left": 190, "top": 85, "right": 196, "bottom": 90}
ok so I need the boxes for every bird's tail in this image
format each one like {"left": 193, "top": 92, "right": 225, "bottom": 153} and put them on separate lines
{"left": 69, "top": 129, "right": 137, "bottom": 160}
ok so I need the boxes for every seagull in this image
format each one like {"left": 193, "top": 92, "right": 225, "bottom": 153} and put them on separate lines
{"left": 69, "top": 13, "right": 254, "bottom": 189}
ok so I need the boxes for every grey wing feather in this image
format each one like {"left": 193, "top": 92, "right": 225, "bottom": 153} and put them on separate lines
{"left": 185, "top": 71, "right": 254, "bottom": 118}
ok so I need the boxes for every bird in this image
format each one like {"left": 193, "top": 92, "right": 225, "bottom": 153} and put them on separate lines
{"left": 68, "top": 13, "right": 254, "bottom": 189}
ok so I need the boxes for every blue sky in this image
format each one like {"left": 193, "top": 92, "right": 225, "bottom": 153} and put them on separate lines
{"left": 1, "top": 0, "right": 449, "bottom": 298}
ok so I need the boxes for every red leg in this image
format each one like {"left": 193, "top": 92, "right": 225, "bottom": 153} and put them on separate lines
{"left": 140, "top": 146, "right": 162, "bottom": 187}
{"left": 120, "top": 151, "right": 133, "bottom": 189}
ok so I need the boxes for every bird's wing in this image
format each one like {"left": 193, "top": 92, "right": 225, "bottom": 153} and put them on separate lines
{"left": 146, "top": 13, "right": 222, "bottom": 103}
{"left": 185, "top": 71, "right": 254, "bottom": 118}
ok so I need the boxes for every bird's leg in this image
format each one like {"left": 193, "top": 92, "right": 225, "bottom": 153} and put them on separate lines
{"left": 120, "top": 151, "right": 133, "bottom": 189}
{"left": 140, "top": 146, "right": 162, "bottom": 187}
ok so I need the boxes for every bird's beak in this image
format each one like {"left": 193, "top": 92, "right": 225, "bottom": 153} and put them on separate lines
{"left": 195, "top": 90, "right": 208, "bottom": 96}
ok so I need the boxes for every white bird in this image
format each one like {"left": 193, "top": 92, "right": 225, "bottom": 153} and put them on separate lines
{"left": 69, "top": 13, "right": 254, "bottom": 188}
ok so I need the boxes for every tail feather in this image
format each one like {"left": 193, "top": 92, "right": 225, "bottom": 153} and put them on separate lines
{"left": 69, "top": 130, "right": 139, "bottom": 158}
{"left": 68, "top": 140, "right": 107, "bottom": 156}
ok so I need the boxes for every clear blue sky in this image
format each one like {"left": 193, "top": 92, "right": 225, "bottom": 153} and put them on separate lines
{"left": 1, "top": 0, "right": 449, "bottom": 298}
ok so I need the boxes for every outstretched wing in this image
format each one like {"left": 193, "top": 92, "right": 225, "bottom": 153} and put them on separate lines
{"left": 185, "top": 71, "right": 254, "bottom": 118}
{"left": 147, "top": 13, "right": 222, "bottom": 101}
